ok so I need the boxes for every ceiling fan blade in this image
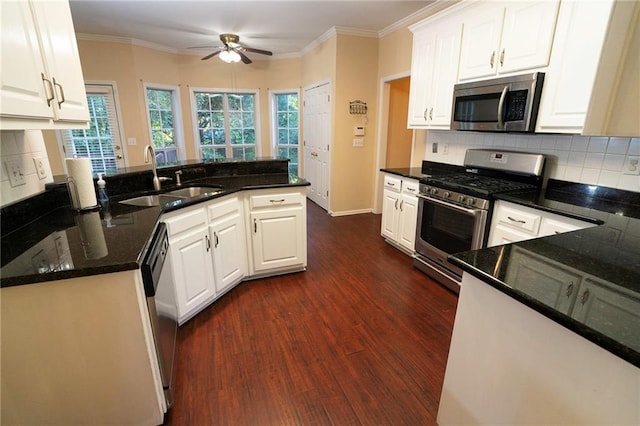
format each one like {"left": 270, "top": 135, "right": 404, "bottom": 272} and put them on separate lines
{"left": 201, "top": 50, "right": 222, "bottom": 61}
{"left": 242, "top": 47, "right": 273, "bottom": 56}
{"left": 236, "top": 49, "right": 252, "bottom": 64}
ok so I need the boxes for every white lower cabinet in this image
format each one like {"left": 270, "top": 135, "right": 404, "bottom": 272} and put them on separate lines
{"left": 163, "top": 206, "right": 216, "bottom": 324}
{"left": 207, "top": 195, "right": 247, "bottom": 294}
{"left": 488, "top": 200, "right": 597, "bottom": 247}
{"left": 380, "top": 174, "right": 419, "bottom": 254}
{"left": 247, "top": 188, "right": 307, "bottom": 276}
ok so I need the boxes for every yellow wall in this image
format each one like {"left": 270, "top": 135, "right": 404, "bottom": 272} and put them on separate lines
{"left": 386, "top": 77, "right": 413, "bottom": 168}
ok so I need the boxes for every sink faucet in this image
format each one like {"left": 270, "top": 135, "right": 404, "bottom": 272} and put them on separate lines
{"left": 144, "top": 145, "right": 171, "bottom": 190}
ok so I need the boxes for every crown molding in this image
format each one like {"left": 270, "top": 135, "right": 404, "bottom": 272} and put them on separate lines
{"left": 75, "top": 33, "right": 179, "bottom": 54}
{"left": 379, "top": 0, "right": 461, "bottom": 37}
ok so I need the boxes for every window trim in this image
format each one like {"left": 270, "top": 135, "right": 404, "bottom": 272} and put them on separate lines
{"left": 143, "top": 82, "right": 185, "bottom": 162}
{"left": 189, "top": 87, "right": 261, "bottom": 161}
{"left": 57, "top": 81, "right": 129, "bottom": 174}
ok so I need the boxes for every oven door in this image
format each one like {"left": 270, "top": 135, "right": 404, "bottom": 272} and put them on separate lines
{"left": 414, "top": 195, "right": 487, "bottom": 291}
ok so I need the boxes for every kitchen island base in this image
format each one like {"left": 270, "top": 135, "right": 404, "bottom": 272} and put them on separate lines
{"left": 438, "top": 273, "right": 640, "bottom": 425}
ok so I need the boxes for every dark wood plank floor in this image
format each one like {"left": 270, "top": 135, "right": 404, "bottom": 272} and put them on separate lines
{"left": 164, "top": 200, "right": 458, "bottom": 425}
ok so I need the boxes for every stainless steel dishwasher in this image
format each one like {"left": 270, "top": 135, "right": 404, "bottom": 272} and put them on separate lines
{"left": 141, "top": 222, "right": 177, "bottom": 409}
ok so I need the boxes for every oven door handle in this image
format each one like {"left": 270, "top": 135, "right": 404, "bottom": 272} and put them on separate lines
{"left": 418, "top": 194, "right": 483, "bottom": 216}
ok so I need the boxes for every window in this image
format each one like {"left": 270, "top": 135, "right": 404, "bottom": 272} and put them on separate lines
{"left": 271, "top": 91, "right": 299, "bottom": 176}
{"left": 60, "top": 84, "right": 125, "bottom": 175}
{"left": 193, "top": 90, "right": 258, "bottom": 161}
{"left": 145, "top": 85, "right": 182, "bottom": 164}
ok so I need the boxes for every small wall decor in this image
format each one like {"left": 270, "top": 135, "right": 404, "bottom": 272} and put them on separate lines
{"left": 349, "top": 100, "right": 367, "bottom": 115}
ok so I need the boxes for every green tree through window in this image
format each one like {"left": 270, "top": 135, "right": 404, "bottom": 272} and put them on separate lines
{"left": 274, "top": 92, "right": 299, "bottom": 176}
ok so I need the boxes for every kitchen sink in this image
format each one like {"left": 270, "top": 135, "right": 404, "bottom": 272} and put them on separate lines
{"left": 119, "top": 194, "right": 185, "bottom": 207}
{"left": 164, "top": 186, "right": 223, "bottom": 198}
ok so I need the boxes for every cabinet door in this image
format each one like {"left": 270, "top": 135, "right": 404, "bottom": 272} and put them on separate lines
{"left": 488, "top": 224, "right": 534, "bottom": 247}
{"left": 407, "top": 29, "right": 436, "bottom": 127}
{"left": 571, "top": 278, "right": 640, "bottom": 352}
{"left": 397, "top": 193, "right": 419, "bottom": 252}
{"left": 251, "top": 206, "right": 305, "bottom": 273}
{"left": 381, "top": 189, "right": 400, "bottom": 241}
{"left": 209, "top": 210, "right": 247, "bottom": 294}
{"left": 430, "top": 23, "right": 463, "bottom": 127}
{"left": 458, "top": 3, "right": 504, "bottom": 81}
{"left": 0, "top": 1, "right": 54, "bottom": 121}
{"left": 499, "top": 1, "right": 559, "bottom": 74}
{"left": 169, "top": 228, "right": 215, "bottom": 322}
{"left": 30, "top": 1, "right": 89, "bottom": 123}
{"left": 505, "top": 246, "right": 581, "bottom": 314}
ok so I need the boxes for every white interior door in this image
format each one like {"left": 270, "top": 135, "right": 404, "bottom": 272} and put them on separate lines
{"left": 302, "top": 82, "right": 331, "bottom": 211}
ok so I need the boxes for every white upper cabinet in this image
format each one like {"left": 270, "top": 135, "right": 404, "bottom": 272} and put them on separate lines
{"left": 408, "top": 14, "right": 462, "bottom": 129}
{"left": 458, "top": 1, "right": 560, "bottom": 82}
{"left": 0, "top": 0, "right": 89, "bottom": 129}
{"left": 537, "top": 0, "right": 640, "bottom": 136}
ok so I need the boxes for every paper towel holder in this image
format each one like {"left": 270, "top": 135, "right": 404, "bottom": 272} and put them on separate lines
{"left": 67, "top": 176, "right": 100, "bottom": 212}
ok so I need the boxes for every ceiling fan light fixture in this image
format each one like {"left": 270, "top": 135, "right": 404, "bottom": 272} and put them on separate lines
{"left": 219, "top": 49, "right": 241, "bottom": 63}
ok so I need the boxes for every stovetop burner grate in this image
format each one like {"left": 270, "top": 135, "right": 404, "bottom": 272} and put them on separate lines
{"left": 424, "top": 173, "right": 537, "bottom": 197}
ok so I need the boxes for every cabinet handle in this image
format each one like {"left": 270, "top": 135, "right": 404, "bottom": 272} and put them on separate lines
{"left": 387, "top": 182, "right": 395, "bottom": 187}
{"left": 53, "top": 77, "right": 65, "bottom": 107}
{"left": 429, "top": 108, "right": 433, "bottom": 121}
{"left": 423, "top": 108, "right": 428, "bottom": 121}
{"left": 205, "top": 235, "right": 211, "bottom": 251}
{"left": 406, "top": 187, "right": 415, "bottom": 192}
{"left": 580, "top": 289, "right": 590, "bottom": 305}
{"left": 394, "top": 199, "right": 398, "bottom": 210}
{"left": 490, "top": 51, "right": 495, "bottom": 68}
{"left": 566, "top": 282, "right": 574, "bottom": 297}
{"left": 214, "top": 232, "right": 219, "bottom": 248}
{"left": 500, "top": 48, "right": 505, "bottom": 67}
{"left": 399, "top": 200, "right": 404, "bottom": 212}
{"left": 507, "top": 216, "right": 526, "bottom": 224}
{"left": 270, "top": 199, "right": 285, "bottom": 203}
{"left": 41, "top": 73, "right": 55, "bottom": 107}
{"left": 254, "top": 218, "right": 257, "bottom": 233}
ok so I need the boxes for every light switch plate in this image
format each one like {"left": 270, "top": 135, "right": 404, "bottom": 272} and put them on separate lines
{"left": 33, "top": 156, "right": 48, "bottom": 180}
{"left": 4, "top": 160, "right": 26, "bottom": 187}
{"left": 353, "top": 138, "right": 364, "bottom": 147}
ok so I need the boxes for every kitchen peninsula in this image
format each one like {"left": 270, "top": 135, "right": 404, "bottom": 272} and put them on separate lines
{"left": 0, "top": 158, "right": 309, "bottom": 425}
{"left": 437, "top": 182, "right": 640, "bottom": 425}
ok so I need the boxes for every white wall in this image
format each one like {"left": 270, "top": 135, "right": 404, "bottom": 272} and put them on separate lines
{"left": 1, "top": 130, "right": 54, "bottom": 206}
{"left": 424, "top": 131, "right": 640, "bottom": 192}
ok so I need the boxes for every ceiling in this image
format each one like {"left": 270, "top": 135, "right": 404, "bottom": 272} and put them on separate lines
{"left": 69, "top": 1, "right": 435, "bottom": 60}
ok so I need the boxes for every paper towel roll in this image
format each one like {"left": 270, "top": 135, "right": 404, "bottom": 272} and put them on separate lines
{"left": 77, "top": 211, "right": 108, "bottom": 259}
{"left": 66, "top": 158, "right": 97, "bottom": 210}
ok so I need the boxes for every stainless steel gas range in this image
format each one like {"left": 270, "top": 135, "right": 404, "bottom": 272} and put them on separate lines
{"left": 414, "top": 149, "right": 545, "bottom": 293}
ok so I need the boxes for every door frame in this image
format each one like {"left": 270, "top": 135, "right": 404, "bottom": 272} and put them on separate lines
{"left": 372, "top": 71, "right": 414, "bottom": 214}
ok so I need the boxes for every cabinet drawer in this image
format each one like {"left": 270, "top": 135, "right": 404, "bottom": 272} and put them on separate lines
{"left": 402, "top": 179, "right": 419, "bottom": 195}
{"left": 207, "top": 195, "right": 238, "bottom": 221}
{"left": 383, "top": 175, "right": 402, "bottom": 192}
{"left": 494, "top": 205, "right": 541, "bottom": 235}
{"left": 163, "top": 207, "right": 207, "bottom": 237}
{"left": 249, "top": 192, "right": 302, "bottom": 209}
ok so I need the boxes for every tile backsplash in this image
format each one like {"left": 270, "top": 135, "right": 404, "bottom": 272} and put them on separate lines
{"left": 1, "top": 130, "right": 54, "bottom": 206}
{"left": 425, "top": 131, "right": 640, "bottom": 193}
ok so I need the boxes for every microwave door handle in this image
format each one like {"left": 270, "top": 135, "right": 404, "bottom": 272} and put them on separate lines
{"left": 497, "top": 85, "right": 508, "bottom": 129}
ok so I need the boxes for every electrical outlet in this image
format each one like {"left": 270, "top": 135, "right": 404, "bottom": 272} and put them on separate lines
{"left": 443, "top": 144, "right": 449, "bottom": 155}
{"left": 432, "top": 143, "right": 438, "bottom": 153}
{"left": 4, "top": 160, "right": 26, "bottom": 187}
{"left": 623, "top": 156, "right": 639, "bottom": 175}
{"left": 33, "top": 156, "right": 48, "bottom": 180}
{"left": 353, "top": 138, "right": 364, "bottom": 147}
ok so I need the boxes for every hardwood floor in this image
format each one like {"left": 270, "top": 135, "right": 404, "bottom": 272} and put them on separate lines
{"left": 164, "top": 200, "right": 458, "bottom": 425}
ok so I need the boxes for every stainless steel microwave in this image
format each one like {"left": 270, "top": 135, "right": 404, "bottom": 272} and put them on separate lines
{"left": 450, "top": 72, "right": 545, "bottom": 132}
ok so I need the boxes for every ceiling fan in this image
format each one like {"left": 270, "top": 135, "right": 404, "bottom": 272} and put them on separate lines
{"left": 200, "top": 33, "right": 273, "bottom": 64}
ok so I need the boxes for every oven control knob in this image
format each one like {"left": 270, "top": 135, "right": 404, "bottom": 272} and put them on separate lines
{"left": 430, "top": 188, "right": 438, "bottom": 195}
{"left": 443, "top": 191, "right": 451, "bottom": 199}
{"left": 466, "top": 197, "right": 475, "bottom": 206}
{"left": 458, "top": 195, "right": 465, "bottom": 203}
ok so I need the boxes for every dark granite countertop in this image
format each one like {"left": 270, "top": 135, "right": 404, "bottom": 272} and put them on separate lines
{"left": 1, "top": 162, "right": 309, "bottom": 288}
{"left": 450, "top": 180, "right": 640, "bottom": 368}
{"left": 381, "top": 161, "right": 466, "bottom": 180}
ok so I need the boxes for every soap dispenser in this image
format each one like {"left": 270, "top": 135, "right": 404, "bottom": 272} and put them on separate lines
{"left": 97, "top": 173, "right": 110, "bottom": 211}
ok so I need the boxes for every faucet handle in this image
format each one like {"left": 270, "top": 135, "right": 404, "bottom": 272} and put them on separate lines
{"left": 158, "top": 177, "right": 173, "bottom": 182}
